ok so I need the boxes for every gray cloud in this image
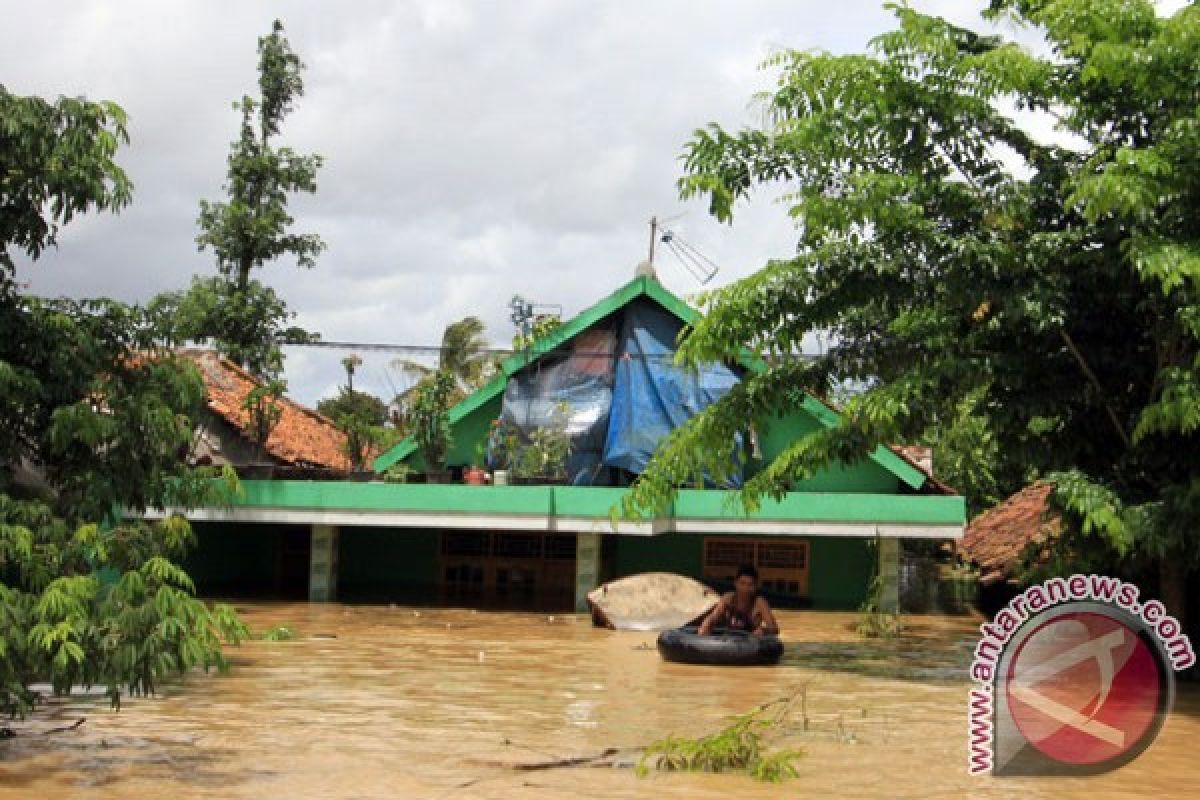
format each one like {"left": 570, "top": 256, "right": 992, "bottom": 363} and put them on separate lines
{"left": 6, "top": 0, "right": 999, "bottom": 406}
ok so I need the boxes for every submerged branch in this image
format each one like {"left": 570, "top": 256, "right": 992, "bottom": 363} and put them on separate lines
{"left": 43, "top": 717, "right": 87, "bottom": 735}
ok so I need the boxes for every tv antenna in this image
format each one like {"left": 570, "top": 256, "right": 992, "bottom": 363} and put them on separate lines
{"left": 509, "top": 294, "right": 562, "bottom": 343}
{"left": 646, "top": 215, "right": 719, "bottom": 286}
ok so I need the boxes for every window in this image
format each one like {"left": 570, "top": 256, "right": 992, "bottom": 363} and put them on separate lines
{"left": 702, "top": 537, "right": 810, "bottom": 599}
{"left": 704, "top": 539, "right": 755, "bottom": 568}
{"left": 759, "top": 542, "right": 806, "bottom": 569}
{"left": 438, "top": 532, "right": 577, "bottom": 608}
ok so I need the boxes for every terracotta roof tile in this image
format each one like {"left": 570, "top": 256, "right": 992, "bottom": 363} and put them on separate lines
{"left": 178, "top": 350, "right": 351, "bottom": 471}
{"left": 958, "top": 482, "right": 1061, "bottom": 586}
{"left": 885, "top": 444, "right": 957, "bottom": 495}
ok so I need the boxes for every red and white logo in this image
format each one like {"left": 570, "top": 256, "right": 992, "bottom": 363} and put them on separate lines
{"left": 1005, "top": 610, "right": 1164, "bottom": 768}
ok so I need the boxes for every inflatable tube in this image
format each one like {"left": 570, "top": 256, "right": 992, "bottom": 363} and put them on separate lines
{"left": 656, "top": 626, "right": 784, "bottom": 666}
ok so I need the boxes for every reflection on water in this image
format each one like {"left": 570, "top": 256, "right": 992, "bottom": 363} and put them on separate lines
{"left": 2, "top": 604, "right": 1198, "bottom": 799}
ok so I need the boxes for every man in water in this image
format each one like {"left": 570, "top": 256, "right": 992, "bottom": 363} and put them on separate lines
{"left": 697, "top": 564, "right": 780, "bottom": 637}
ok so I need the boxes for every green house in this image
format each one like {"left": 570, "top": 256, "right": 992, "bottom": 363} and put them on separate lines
{"left": 173, "top": 275, "right": 963, "bottom": 611}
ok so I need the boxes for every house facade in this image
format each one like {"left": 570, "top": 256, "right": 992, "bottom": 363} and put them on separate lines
{"left": 169, "top": 276, "right": 965, "bottom": 611}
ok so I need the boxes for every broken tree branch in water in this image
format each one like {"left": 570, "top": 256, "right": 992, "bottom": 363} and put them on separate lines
{"left": 469, "top": 747, "right": 632, "bottom": 772}
{"left": 43, "top": 717, "right": 86, "bottom": 735}
{"left": 510, "top": 747, "right": 622, "bottom": 771}
{"left": 445, "top": 750, "right": 634, "bottom": 800}
{"left": 0, "top": 717, "right": 88, "bottom": 739}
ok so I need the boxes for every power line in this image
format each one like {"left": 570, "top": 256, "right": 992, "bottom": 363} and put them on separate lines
{"left": 279, "top": 339, "right": 817, "bottom": 363}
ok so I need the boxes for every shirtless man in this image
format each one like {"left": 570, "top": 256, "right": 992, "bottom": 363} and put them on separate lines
{"left": 697, "top": 563, "right": 780, "bottom": 637}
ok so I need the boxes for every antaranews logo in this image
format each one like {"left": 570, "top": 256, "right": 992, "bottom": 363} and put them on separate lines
{"left": 967, "top": 575, "right": 1195, "bottom": 776}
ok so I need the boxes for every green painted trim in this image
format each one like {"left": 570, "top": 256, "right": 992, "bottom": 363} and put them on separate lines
{"left": 237, "top": 480, "right": 553, "bottom": 515}
{"left": 868, "top": 446, "right": 927, "bottom": 490}
{"left": 641, "top": 278, "right": 701, "bottom": 324}
{"left": 672, "top": 490, "right": 964, "bottom": 525}
{"left": 551, "top": 486, "right": 642, "bottom": 518}
{"left": 223, "top": 481, "right": 963, "bottom": 526}
{"left": 374, "top": 373, "right": 508, "bottom": 470}
{"left": 375, "top": 443, "right": 415, "bottom": 470}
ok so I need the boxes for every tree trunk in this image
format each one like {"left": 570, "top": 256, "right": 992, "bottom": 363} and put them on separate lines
{"left": 237, "top": 259, "right": 251, "bottom": 292}
{"left": 1160, "top": 558, "right": 1188, "bottom": 632}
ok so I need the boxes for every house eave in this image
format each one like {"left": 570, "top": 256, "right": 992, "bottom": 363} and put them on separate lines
{"left": 144, "top": 480, "right": 965, "bottom": 539}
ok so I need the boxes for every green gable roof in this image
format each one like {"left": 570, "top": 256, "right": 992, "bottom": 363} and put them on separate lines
{"left": 373, "top": 275, "right": 927, "bottom": 491}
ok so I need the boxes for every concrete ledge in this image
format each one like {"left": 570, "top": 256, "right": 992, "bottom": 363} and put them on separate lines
{"left": 145, "top": 480, "right": 965, "bottom": 538}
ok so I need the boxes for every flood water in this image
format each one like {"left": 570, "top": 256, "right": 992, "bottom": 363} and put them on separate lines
{"left": 2, "top": 604, "right": 1198, "bottom": 798}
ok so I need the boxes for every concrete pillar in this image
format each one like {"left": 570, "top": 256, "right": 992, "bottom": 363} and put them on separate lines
{"left": 309, "top": 524, "right": 339, "bottom": 602}
{"left": 574, "top": 532, "right": 601, "bottom": 612}
{"left": 878, "top": 537, "right": 900, "bottom": 614}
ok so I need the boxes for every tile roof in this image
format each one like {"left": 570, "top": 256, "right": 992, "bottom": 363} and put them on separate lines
{"left": 958, "top": 482, "right": 1061, "bottom": 586}
{"left": 178, "top": 349, "right": 351, "bottom": 471}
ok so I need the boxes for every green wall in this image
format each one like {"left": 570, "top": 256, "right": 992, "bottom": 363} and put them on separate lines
{"left": 612, "top": 533, "right": 873, "bottom": 610}
{"left": 756, "top": 411, "right": 900, "bottom": 493}
{"left": 186, "top": 522, "right": 874, "bottom": 610}
{"left": 406, "top": 394, "right": 503, "bottom": 472}
{"left": 407, "top": 390, "right": 905, "bottom": 494}
{"left": 808, "top": 537, "right": 874, "bottom": 610}
{"left": 613, "top": 534, "right": 703, "bottom": 577}
{"left": 338, "top": 527, "right": 440, "bottom": 602}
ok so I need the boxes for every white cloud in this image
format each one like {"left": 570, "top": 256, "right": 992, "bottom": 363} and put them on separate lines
{"left": 5, "top": 1, "right": 1031, "bottom": 406}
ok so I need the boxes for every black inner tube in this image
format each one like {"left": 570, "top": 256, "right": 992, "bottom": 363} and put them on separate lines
{"left": 656, "top": 625, "right": 783, "bottom": 666}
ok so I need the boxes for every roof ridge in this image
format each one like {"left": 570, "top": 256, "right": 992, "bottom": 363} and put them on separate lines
{"left": 971, "top": 480, "right": 1055, "bottom": 525}
{"left": 371, "top": 276, "right": 951, "bottom": 493}
{"left": 190, "top": 349, "right": 330, "bottom": 420}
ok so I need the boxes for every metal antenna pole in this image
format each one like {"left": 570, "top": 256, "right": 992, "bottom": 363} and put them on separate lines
{"left": 648, "top": 215, "right": 658, "bottom": 266}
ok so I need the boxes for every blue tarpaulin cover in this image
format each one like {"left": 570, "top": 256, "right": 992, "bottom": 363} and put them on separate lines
{"left": 497, "top": 326, "right": 615, "bottom": 485}
{"left": 496, "top": 300, "right": 741, "bottom": 486}
{"left": 601, "top": 302, "right": 741, "bottom": 484}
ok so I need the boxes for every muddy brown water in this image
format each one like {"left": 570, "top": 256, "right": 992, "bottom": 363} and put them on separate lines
{"left": 2, "top": 604, "right": 1198, "bottom": 798}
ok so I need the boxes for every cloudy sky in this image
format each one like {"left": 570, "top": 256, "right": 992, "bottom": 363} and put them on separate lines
{"left": 6, "top": 1, "right": 1180, "bottom": 406}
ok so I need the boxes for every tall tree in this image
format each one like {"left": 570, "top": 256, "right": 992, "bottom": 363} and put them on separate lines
{"left": 1, "top": 87, "right": 245, "bottom": 717}
{"left": 155, "top": 19, "right": 323, "bottom": 378}
{"left": 196, "top": 19, "right": 324, "bottom": 292}
{"left": 147, "top": 275, "right": 315, "bottom": 379}
{"left": 625, "top": 1, "right": 1200, "bottom": 628}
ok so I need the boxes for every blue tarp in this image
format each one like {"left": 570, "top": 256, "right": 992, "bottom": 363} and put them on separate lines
{"left": 602, "top": 302, "right": 742, "bottom": 484}
{"left": 495, "top": 301, "right": 742, "bottom": 486}
{"left": 497, "top": 326, "right": 615, "bottom": 485}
